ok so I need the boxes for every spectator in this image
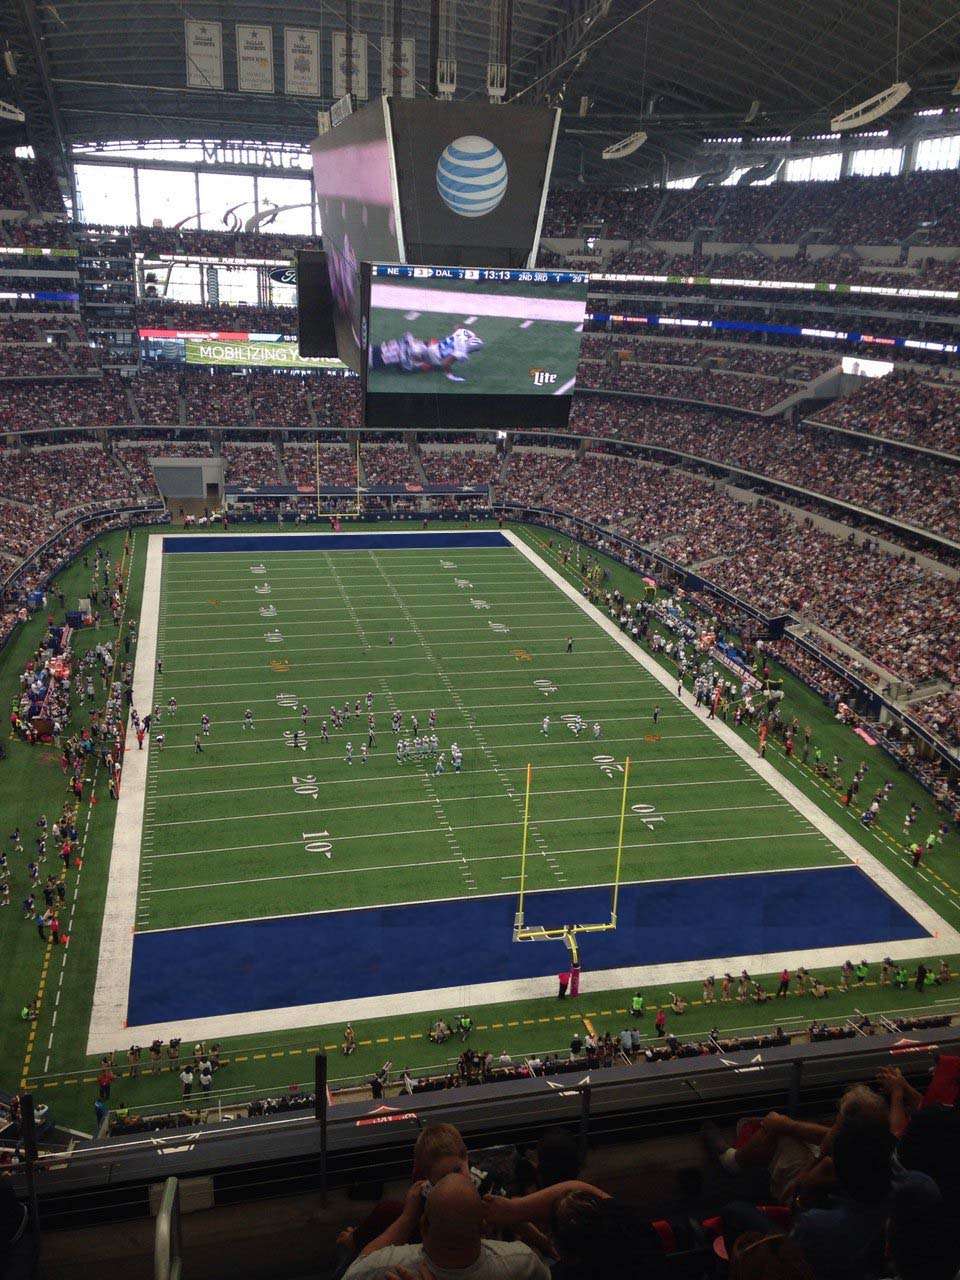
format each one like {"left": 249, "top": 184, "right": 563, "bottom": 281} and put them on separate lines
{"left": 343, "top": 1173, "right": 550, "bottom": 1279}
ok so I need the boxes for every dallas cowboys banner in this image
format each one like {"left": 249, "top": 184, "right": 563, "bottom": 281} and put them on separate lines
{"left": 185, "top": 20, "right": 223, "bottom": 90}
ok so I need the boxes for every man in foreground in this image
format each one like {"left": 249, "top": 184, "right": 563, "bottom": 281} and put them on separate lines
{"left": 343, "top": 1172, "right": 548, "bottom": 1280}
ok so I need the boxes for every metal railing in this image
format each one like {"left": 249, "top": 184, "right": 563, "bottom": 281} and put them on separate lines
{"left": 155, "top": 1178, "right": 183, "bottom": 1280}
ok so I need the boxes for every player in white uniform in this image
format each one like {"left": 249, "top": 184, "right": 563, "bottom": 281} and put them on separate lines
{"left": 452, "top": 744, "right": 463, "bottom": 774}
{"left": 345, "top": 742, "right": 354, "bottom": 765}
{"left": 200, "top": 714, "right": 211, "bottom": 737}
{"left": 541, "top": 716, "right": 550, "bottom": 736}
{"left": 368, "top": 328, "right": 484, "bottom": 384}
{"left": 360, "top": 744, "right": 368, "bottom": 765}
{"left": 430, "top": 734, "right": 439, "bottom": 757}
{"left": 434, "top": 752, "right": 445, "bottom": 775}
{"left": 593, "top": 722, "right": 602, "bottom": 739}
{"left": 242, "top": 708, "right": 254, "bottom": 731}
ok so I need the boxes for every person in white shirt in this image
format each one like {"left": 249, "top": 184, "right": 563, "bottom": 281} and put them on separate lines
{"left": 343, "top": 1173, "right": 548, "bottom": 1280}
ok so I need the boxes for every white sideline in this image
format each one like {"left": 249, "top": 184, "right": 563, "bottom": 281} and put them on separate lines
{"left": 86, "top": 530, "right": 960, "bottom": 1054}
{"left": 86, "top": 534, "right": 161, "bottom": 1053}
{"left": 503, "top": 529, "right": 960, "bottom": 950}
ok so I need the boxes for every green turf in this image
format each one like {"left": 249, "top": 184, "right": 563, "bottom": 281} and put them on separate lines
{"left": 144, "top": 541, "right": 843, "bottom": 931}
{"left": 2, "top": 519, "right": 958, "bottom": 1136}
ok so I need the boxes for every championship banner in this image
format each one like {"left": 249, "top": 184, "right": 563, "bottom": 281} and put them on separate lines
{"left": 332, "top": 32, "right": 368, "bottom": 100}
{"left": 284, "top": 27, "right": 320, "bottom": 97}
{"left": 184, "top": 338, "right": 345, "bottom": 370}
{"left": 185, "top": 20, "right": 223, "bottom": 90}
{"left": 237, "top": 25, "right": 274, "bottom": 94}
{"left": 381, "top": 37, "right": 416, "bottom": 97}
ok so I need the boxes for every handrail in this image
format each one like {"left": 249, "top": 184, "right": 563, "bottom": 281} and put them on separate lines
{"left": 154, "top": 1177, "right": 182, "bottom": 1280}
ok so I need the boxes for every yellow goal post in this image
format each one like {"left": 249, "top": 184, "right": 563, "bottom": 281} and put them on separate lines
{"left": 512, "top": 758, "right": 631, "bottom": 947}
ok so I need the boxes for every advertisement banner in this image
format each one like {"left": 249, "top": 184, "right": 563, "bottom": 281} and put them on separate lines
{"left": 284, "top": 27, "right": 320, "bottom": 97}
{"left": 386, "top": 99, "right": 559, "bottom": 268}
{"left": 185, "top": 20, "right": 223, "bottom": 90}
{"left": 237, "top": 25, "right": 274, "bottom": 94}
{"left": 381, "top": 37, "right": 416, "bottom": 97}
{"left": 185, "top": 339, "right": 345, "bottom": 370}
{"left": 332, "top": 32, "right": 368, "bottom": 100}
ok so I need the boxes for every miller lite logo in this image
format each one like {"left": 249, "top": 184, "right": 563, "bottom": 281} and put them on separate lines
{"left": 529, "top": 367, "right": 558, "bottom": 386}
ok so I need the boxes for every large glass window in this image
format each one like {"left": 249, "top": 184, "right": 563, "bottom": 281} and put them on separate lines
{"left": 666, "top": 175, "right": 697, "bottom": 189}
{"left": 75, "top": 163, "right": 137, "bottom": 225}
{"left": 783, "top": 152, "right": 842, "bottom": 183}
{"left": 138, "top": 168, "right": 199, "bottom": 228}
{"left": 198, "top": 172, "right": 257, "bottom": 231}
{"left": 255, "top": 176, "right": 314, "bottom": 236}
{"left": 848, "top": 146, "right": 903, "bottom": 177}
{"left": 914, "top": 133, "right": 960, "bottom": 172}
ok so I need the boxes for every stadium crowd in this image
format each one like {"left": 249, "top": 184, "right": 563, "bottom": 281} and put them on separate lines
{"left": 285, "top": 443, "right": 358, "bottom": 488}
{"left": 220, "top": 442, "right": 281, "bottom": 486}
{"left": 497, "top": 446, "right": 960, "bottom": 686}
{"left": 577, "top": 361, "right": 795, "bottom": 411}
{"left": 543, "top": 168, "right": 960, "bottom": 244}
{"left": 814, "top": 369, "right": 960, "bottom": 455}
{"left": 420, "top": 447, "right": 502, "bottom": 486}
{"left": 360, "top": 443, "right": 417, "bottom": 486}
{"left": 567, "top": 398, "right": 960, "bottom": 543}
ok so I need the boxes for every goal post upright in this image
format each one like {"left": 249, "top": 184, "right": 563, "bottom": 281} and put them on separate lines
{"left": 514, "top": 755, "right": 629, "bottom": 946}
{"left": 514, "top": 762, "right": 533, "bottom": 939}
{"left": 611, "top": 756, "right": 631, "bottom": 928}
{"left": 315, "top": 435, "right": 321, "bottom": 520}
{"left": 314, "top": 434, "right": 363, "bottom": 521}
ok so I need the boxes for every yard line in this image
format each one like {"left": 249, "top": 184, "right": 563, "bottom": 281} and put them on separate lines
{"left": 152, "top": 729, "right": 713, "bottom": 755}
{"left": 142, "top": 831, "right": 815, "bottom": 895}
{"left": 155, "top": 751, "right": 737, "bottom": 780}
{"left": 156, "top": 685, "right": 670, "bottom": 713}
{"left": 145, "top": 803, "right": 789, "bottom": 856}
{"left": 162, "top": 583, "right": 559, "bottom": 599}
{"left": 156, "top": 760, "right": 755, "bottom": 804}
{"left": 159, "top": 660, "right": 652, "bottom": 695}
{"left": 136, "top": 864, "right": 847, "bottom": 934}
{"left": 159, "top": 623, "right": 599, "bottom": 653}
{"left": 164, "top": 643, "right": 623, "bottom": 675}
{"left": 162, "top": 599, "right": 576, "bottom": 624}
{"left": 150, "top": 714, "right": 701, "bottom": 744}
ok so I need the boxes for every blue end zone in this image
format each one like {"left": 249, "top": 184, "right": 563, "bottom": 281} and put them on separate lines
{"left": 162, "top": 531, "right": 511, "bottom": 554}
{"left": 127, "top": 866, "right": 929, "bottom": 1025}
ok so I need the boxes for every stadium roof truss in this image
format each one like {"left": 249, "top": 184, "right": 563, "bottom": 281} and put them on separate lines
{"left": 2, "top": 0, "right": 960, "bottom": 190}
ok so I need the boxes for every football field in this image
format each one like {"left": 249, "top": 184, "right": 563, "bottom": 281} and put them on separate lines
{"left": 86, "top": 529, "right": 954, "bottom": 1051}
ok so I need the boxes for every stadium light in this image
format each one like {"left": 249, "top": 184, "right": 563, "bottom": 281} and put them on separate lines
{"left": 601, "top": 131, "right": 647, "bottom": 160}
{"left": 831, "top": 82, "right": 911, "bottom": 131}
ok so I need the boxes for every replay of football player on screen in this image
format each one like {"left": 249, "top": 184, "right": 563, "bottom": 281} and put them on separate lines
{"left": 365, "top": 268, "right": 589, "bottom": 399}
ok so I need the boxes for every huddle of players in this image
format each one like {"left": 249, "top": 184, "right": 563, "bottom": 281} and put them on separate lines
{"left": 389, "top": 706, "right": 462, "bottom": 774}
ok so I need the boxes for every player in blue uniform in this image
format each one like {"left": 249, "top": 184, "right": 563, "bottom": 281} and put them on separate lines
{"left": 369, "top": 328, "right": 484, "bottom": 382}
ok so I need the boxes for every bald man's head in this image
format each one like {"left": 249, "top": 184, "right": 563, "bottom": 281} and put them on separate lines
{"left": 421, "top": 1173, "right": 484, "bottom": 1267}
